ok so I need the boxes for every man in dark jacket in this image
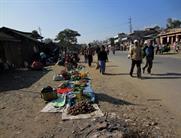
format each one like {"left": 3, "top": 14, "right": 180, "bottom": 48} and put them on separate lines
{"left": 87, "top": 44, "right": 94, "bottom": 66}
{"left": 96, "top": 46, "right": 101, "bottom": 69}
{"left": 143, "top": 40, "right": 154, "bottom": 74}
{"left": 98, "top": 45, "right": 108, "bottom": 74}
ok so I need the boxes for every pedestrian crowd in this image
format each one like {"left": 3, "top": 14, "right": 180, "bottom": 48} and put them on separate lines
{"left": 82, "top": 44, "right": 109, "bottom": 74}
{"left": 81, "top": 39, "right": 180, "bottom": 79}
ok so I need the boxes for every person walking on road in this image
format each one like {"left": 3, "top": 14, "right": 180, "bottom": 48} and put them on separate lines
{"left": 98, "top": 45, "right": 108, "bottom": 74}
{"left": 129, "top": 40, "right": 142, "bottom": 78}
{"left": 96, "top": 45, "right": 101, "bottom": 69}
{"left": 83, "top": 47, "right": 88, "bottom": 63}
{"left": 142, "top": 40, "right": 154, "bottom": 74}
{"left": 112, "top": 46, "right": 115, "bottom": 55}
{"left": 87, "top": 44, "right": 93, "bottom": 67}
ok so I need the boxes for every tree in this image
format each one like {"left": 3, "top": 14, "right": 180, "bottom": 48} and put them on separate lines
{"left": 153, "top": 25, "right": 161, "bottom": 31}
{"left": 109, "top": 37, "right": 115, "bottom": 46}
{"left": 166, "top": 18, "right": 181, "bottom": 29}
{"left": 55, "top": 29, "right": 80, "bottom": 55}
{"left": 32, "top": 30, "right": 42, "bottom": 39}
{"left": 55, "top": 29, "right": 80, "bottom": 52}
{"left": 56, "top": 29, "right": 80, "bottom": 44}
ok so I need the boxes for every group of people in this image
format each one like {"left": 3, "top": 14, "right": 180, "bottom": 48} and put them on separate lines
{"left": 82, "top": 44, "right": 94, "bottom": 67}
{"left": 81, "top": 40, "right": 155, "bottom": 78}
{"left": 172, "top": 41, "right": 180, "bottom": 53}
{"left": 129, "top": 39, "right": 154, "bottom": 79}
{"left": 82, "top": 44, "right": 108, "bottom": 74}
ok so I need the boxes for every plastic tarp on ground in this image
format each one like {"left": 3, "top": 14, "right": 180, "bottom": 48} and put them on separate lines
{"left": 62, "top": 104, "right": 104, "bottom": 120}
{"left": 41, "top": 95, "right": 66, "bottom": 112}
{"left": 40, "top": 102, "right": 64, "bottom": 112}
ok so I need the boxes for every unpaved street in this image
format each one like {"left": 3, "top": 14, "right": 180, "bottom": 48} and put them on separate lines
{"left": 0, "top": 54, "right": 180, "bottom": 137}
{"left": 107, "top": 51, "right": 181, "bottom": 136}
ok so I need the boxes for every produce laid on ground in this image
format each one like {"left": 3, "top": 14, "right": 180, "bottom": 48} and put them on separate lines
{"left": 41, "top": 65, "right": 96, "bottom": 116}
{"left": 67, "top": 100, "right": 96, "bottom": 115}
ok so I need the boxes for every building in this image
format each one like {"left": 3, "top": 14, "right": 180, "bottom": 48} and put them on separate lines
{"left": 0, "top": 27, "right": 43, "bottom": 68}
{"left": 158, "top": 28, "right": 181, "bottom": 45}
{"left": 128, "top": 28, "right": 159, "bottom": 42}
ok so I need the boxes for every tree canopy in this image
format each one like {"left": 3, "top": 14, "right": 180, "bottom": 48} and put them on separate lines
{"left": 109, "top": 37, "right": 115, "bottom": 46}
{"left": 56, "top": 29, "right": 80, "bottom": 45}
{"left": 166, "top": 18, "right": 181, "bottom": 29}
{"left": 31, "top": 30, "right": 43, "bottom": 39}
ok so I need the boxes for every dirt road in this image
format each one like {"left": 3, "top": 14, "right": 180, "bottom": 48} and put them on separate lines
{"left": 108, "top": 51, "right": 181, "bottom": 136}
{"left": 0, "top": 58, "right": 179, "bottom": 137}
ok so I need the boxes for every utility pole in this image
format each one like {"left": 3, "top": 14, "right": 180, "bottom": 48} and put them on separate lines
{"left": 129, "top": 17, "right": 132, "bottom": 33}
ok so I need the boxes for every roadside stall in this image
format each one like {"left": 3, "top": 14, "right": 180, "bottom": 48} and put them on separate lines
{"left": 41, "top": 64, "right": 103, "bottom": 120}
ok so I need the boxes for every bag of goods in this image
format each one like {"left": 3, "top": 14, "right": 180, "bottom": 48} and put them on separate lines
{"left": 67, "top": 100, "right": 96, "bottom": 116}
{"left": 41, "top": 86, "right": 58, "bottom": 101}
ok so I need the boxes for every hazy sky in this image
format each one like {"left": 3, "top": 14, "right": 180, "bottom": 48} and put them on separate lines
{"left": 0, "top": 0, "right": 181, "bottom": 43}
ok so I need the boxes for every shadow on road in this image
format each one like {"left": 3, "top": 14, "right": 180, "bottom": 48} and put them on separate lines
{"left": 0, "top": 69, "right": 50, "bottom": 92}
{"left": 106, "top": 65, "right": 120, "bottom": 68}
{"left": 142, "top": 76, "right": 181, "bottom": 80}
{"left": 153, "top": 61, "right": 162, "bottom": 64}
{"left": 141, "top": 72, "right": 181, "bottom": 80}
{"left": 152, "top": 72, "right": 181, "bottom": 76}
{"left": 162, "top": 52, "right": 179, "bottom": 55}
{"left": 104, "top": 73, "right": 129, "bottom": 76}
{"left": 95, "top": 93, "right": 134, "bottom": 106}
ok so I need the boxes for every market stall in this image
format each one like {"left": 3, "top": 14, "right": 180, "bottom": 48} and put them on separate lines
{"left": 41, "top": 65, "right": 103, "bottom": 120}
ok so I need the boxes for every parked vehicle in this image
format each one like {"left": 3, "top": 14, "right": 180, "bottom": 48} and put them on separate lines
{"left": 160, "top": 45, "right": 170, "bottom": 53}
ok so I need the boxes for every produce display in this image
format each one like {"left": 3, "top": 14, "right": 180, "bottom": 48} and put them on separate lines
{"left": 58, "top": 82, "right": 69, "bottom": 89}
{"left": 67, "top": 100, "right": 95, "bottom": 115}
{"left": 71, "top": 75, "right": 81, "bottom": 81}
{"left": 43, "top": 65, "right": 96, "bottom": 116}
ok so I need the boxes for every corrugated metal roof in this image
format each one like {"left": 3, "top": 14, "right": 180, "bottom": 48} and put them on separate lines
{"left": 0, "top": 32, "right": 20, "bottom": 42}
{"left": 0, "top": 27, "right": 43, "bottom": 43}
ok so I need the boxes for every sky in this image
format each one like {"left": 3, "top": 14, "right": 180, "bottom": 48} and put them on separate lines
{"left": 0, "top": 0, "right": 181, "bottom": 43}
